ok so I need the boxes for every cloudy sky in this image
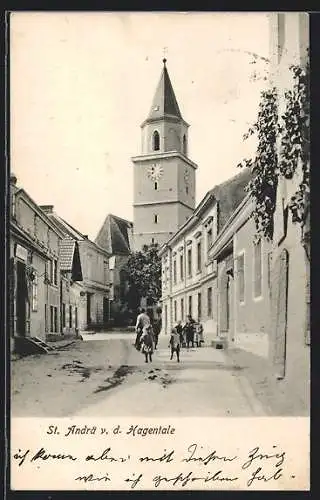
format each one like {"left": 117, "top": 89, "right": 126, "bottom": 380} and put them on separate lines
{"left": 10, "top": 12, "right": 270, "bottom": 240}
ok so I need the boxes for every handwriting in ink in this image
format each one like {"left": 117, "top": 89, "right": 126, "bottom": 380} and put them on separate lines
{"left": 75, "top": 473, "right": 111, "bottom": 483}
{"left": 182, "top": 443, "right": 238, "bottom": 465}
{"left": 85, "top": 448, "right": 130, "bottom": 463}
{"left": 153, "top": 470, "right": 239, "bottom": 487}
{"left": 242, "top": 446, "right": 286, "bottom": 470}
{"left": 139, "top": 449, "right": 175, "bottom": 463}
{"left": 247, "top": 467, "right": 283, "bottom": 487}
{"left": 124, "top": 473, "right": 143, "bottom": 489}
{"left": 30, "top": 448, "right": 77, "bottom": 462}
{"left": 13, "top": 449, "right": 30, "bottom": 467}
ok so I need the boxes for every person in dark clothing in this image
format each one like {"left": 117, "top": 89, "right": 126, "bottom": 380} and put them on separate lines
{"left": 153, "top": 316, "right": 162, "bottom": 350}
{"left": 175, "top": 320, "right": 184, "bottom": 346}
{"left": 168, "top": 327, "right": 180, "bottom": 362}
{"left": 141, "top": 325, "right": 154, "bottom": 363}
{"left": 134, "top": 308, "right": 150, "bottom": 350}
{"left": 183, "top": 315, "right": 195, "bottom": 348}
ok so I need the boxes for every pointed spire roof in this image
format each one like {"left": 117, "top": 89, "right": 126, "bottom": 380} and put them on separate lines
{"left": 146, "top": 59, "right": 183, "bottom": 122}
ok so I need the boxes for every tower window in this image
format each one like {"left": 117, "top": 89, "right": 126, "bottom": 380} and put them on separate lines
{"left": 153, "top": 131, "right": 160, "bottom": 151}
{"left": 186, "top": 186, "right": 189, "bottom": 195}
{"left": 154, "top": 214, "right": 158, "bottom": 224}
{"left": 183, "top": 134, "right": 187, "bottom": 155}
{"left": 154, "top": 182, "right": 158, "bottom": 190}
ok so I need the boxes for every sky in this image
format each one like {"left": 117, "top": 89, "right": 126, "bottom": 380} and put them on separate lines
{"left": 10, "top": 12, "right": 270, "bottom": 240}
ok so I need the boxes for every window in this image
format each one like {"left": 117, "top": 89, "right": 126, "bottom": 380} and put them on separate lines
{"left": 207, "top": 287, "right": 212, "bottom": 317}
{"left": 11, "top": 194, "right": 16, "bottom": 218}
{"left": 50, "top": 306, "right": 53, "bottom": 332}
{"left": 45, "top": 304, "right": 47, "bottom": 332}
{"left": 69, "top": 305, "right": 72, "bottom": 328}
{"left": 237, "top": 253, "right": 245, "bottom": 303}
{"left": 180, "top": 254, "right": 184, "bottom": 280}
{"left": 197, "top": 241, "right": 202, "bottom": 272}
{"left": 54, "top": 307, "right": 58, "bottom": 332}
{"left": 253, "top": 240, "right": 262, "bottom": 298}
{"left": 31, "top": 273, "right": 38, "bottom": 312}
{"left": 188, "top": 295, "right": 192, "bottom": 316}
{"left": 154, "top": 182, "right": 158, "bottom": 190}
{"left": 207, "top": 228, "right": 213, "bottom": 250}
{"left": 62, "top": 303, "right": 66, "bottom": 328}
{"left": 154, "top": 214, "right": 158, "bottom": 224}
{"left": 267, "top": 252, "right": 272, "bottom": 289}
{"left": 50, "top": 305, "right": 58, "bottom": 332}
{"left": 186, "top": 186, "right": 189, "bottom": 195}
{"left": 164, "top": 305, "right": 168, "bottom": 331}
{"left": 174, "top": 300, "right": 177, "bottom": 322}
{"left": 187, "top": 248, "right": 192, "bottom": 277}
{"left": 180, "top": 298, "right": 184, "bottom": 321}
{"left": 197, "top": 292, "right": 202, "bottom": 320}
{"left": 151, "top": 238, "right": 155, "bottom": 244}
{"left": 50, "top": 259, "right": 58, "bottom": 285}
{"left": 183, "top": 134, "right": 187, "bottom": 155}
{"left": 153, "top": 131, "right": 160, "bottom": 151}
{"left": 173, "top": 260, "right": 177, "bottom": 284}
{"left": 75, "top": 307, "right": 78, "bottom": 329}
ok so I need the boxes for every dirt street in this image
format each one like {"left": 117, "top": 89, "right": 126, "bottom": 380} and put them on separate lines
{"left": 11, "top": 333, "right": 274, "bottom": 417}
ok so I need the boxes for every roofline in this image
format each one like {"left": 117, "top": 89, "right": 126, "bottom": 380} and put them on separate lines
{"left": 14, "top": 189, "right": 65, "bottom": 238}
{"left": 107, "top": 214, "right": 133, "bottom": 227}
{"left": 141, "top": 116, "right": 190, "bottom": 128}
{"left": 208, "top": 194, "right": 252, "bottom": 260}
{"left": 158, "top": 191, "right": 216, "bottom": 256}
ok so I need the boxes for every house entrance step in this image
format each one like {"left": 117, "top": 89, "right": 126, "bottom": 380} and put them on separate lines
{"left": 31, "top": 337, "right": 56, "bottom": 351}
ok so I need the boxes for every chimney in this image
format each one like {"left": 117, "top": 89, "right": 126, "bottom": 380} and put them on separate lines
{"left": 10, "top": 173, "right": 17, "bottom": 185}
{"left": 40, "top": 205, "right": 54, "bottom": 214}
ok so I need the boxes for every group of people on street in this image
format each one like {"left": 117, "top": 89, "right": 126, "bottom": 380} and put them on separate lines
{"left": 134, "top": 308, "right": 204, "bottom": 364}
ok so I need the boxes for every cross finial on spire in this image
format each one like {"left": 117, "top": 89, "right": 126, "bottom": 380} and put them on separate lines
{"left": 162, "top": 46, "right": 168, "bottom": 65}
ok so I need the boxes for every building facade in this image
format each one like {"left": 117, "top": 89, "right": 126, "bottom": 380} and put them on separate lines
{"left": 95, "top": 214, "right": 133, "bottom": 324}
{"left": 208, "top": 195, "right": 271, "bottom": 358}
{"left": 268, "top": 12, "right": 310, "bottom": 412}
{"left": 132, "top": 59, "right": 198, "bottom": 250}
{"left": 41, "top": 206, "right": 111, "bottom": 331}
{"left": 160, "top": 170, "right": 250, "bottom": 342}
{"left": 9, "top": 175, "right": 64, "bottom": 350}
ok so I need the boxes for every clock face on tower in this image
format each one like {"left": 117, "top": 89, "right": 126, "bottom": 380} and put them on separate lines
{"left": 147, "top": 163, "right": 163, "bottom": 181}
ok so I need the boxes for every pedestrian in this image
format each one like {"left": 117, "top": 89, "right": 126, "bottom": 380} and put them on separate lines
{"left": 175, "top": 320, "right": 184, "bottom": 346}
{"left": 153, "top": 315, "right": 162, "bottom": 350}
{"left": 134, "top": 308, "right": 150, "bottom": 351}
{"left": 168, "top": 327, "right": 180, "bottom": 362}
{"left": 140, "top": 325, "right": 154, "bottom": 363}
{"left": 183, "top": 315, "right": 195, "bottom": 348}
{"left": 195, "top": 319, "right": 204, "bottom": 347}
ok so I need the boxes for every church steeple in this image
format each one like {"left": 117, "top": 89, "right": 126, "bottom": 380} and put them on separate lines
{"left": 140, "top": 59, "right": 189, "bottom": 156}
{"left": 146, "top": 58, "right": 183, "bottom": 123}
{"left": 131, "top": 59, "right": 197, "bottom": 250}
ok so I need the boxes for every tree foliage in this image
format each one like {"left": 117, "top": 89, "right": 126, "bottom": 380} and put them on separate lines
{"left": 124, "top": 243, "right": 161, "bottom": 309}
{"left": 238, "top": 59, "right": 310, "bottom": 241}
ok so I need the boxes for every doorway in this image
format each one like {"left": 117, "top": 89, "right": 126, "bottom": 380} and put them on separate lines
{"left": 103, "top": 297, "right": 110, "bottom": 324}
{"left": 86, "top": 293, "right": 92, "bottom": 326}
{"left": 271, "top": 249, "right": 289, "bottom": 379}
{"left": 16, "top": 260, "right": 27, "bottom": 336}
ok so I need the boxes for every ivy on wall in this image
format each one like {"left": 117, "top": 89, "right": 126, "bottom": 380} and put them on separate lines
{"left": 238, "top": 59, "right": 310, "bottom": 241}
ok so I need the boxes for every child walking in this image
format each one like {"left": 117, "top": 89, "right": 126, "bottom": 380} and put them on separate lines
{"left": 140, "top": 325, "right": 154, "bottom": 363}
{"left": 169, "top": 327, "right": 181, "bottom": 362}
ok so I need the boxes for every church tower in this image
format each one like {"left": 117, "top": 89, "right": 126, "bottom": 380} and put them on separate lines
{"left": 132, "top": 58, "right": 198, "bottom": 250}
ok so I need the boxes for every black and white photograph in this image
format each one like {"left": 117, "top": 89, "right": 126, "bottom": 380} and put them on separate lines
{"left": 8, "top": 11, "right": 310, "bottom": 491}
